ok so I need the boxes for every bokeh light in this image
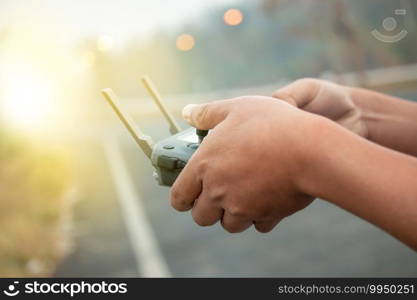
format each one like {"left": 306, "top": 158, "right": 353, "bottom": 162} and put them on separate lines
{"left": 223, "top": 8, "right": 243, "bottom": 26}
{"left": 175, "top": 34, "right": 195, "bottom": 51}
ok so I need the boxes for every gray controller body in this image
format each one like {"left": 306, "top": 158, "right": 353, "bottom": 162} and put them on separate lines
{"left": 151, "top": 127, "right": 200, "bottom": 186}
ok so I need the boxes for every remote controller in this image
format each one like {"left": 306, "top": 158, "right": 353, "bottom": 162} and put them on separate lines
{"left": 101, "top": 77, "right": 208, "bottom": 186}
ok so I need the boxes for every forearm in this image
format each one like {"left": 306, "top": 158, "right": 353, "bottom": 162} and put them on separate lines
{"left": 302, "top": 118, "right": 417, "bottom": 250}
{"left": 349, "top": 87, "right": 417, "bottom": 157}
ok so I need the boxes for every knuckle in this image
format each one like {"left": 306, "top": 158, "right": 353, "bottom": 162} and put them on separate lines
{"left": 191, "top": 210, "right": 212, "bottom": 227}
{"left": 255, "top": 225, "right": 273, "bottom": 233}
{"left": 208, "top": 186, "right": 226, "bottom": 202}
{"left": 170, "top": 198, "right": 190, "bottom": 212}
{"left": 196, "top": 158, "right": 210, "bottom": 175}
{"left": 294, "top": 78, "right": 324, "bottom": 94}
{"left": 169, "top": 186, "right": 181, "bottom": 202}
{"left": 254, "top": 219, "right": 280, "bottom": 233}
{"left": 227, "top": 205, "right": 246, "bottom": 218}
{"left": 170, "top": 188, "right": 191, "bottom": 211}
{"left": 195, "top": 218, "right": 214, "bottom": 227}
{"left": 222, "top": 223, "right": 243, "bottom": 234}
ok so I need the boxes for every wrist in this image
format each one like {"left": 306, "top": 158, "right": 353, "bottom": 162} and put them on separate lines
{"left": 348, "top": 87, "right": 417, "bottom": 156}
{"left": 294, "top": 115, "right": 340, "bottom": 199}
{"left": 346, "top": 86, "right": 402, "bottom": 143}
{"left": 294, "top": 114, "right": 370, "bottom": 204}
{"left": 345, "top": 86, "right": 373, "bottom": 140}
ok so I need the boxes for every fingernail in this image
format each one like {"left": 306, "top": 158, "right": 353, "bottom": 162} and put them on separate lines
{"left": 182, "top": 104, "right": 199, "bottom": 124}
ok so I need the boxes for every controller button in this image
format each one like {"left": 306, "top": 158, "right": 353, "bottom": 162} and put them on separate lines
{"left": 163, "top": 144, "right": 175, "bottom": 150}
{"left": 187, "top": 143, "right": 198, "bottom": 149}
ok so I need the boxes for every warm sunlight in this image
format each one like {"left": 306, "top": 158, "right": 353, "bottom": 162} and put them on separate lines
{"left": 1, "top": 60, "right": 56, "bottom": 131}
{"left": 97, "top": 35, "right": 114, "bottom": 52}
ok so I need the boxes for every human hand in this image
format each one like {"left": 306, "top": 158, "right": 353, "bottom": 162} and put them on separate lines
{"left": 272, "top": 79, "right": 368, "bottom": 138}
{"left": 169, "top": 91, "right": 417, "bottom": 249}
{"left": 170, "top": 96, "right": 322, "bottom": 233}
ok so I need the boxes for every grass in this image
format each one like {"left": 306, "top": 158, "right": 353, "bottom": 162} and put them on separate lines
{"left": 0, "top": 131, "right": 73, "bottom": 276}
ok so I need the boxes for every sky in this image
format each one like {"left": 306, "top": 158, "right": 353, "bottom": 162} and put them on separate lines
{"left": 0, "top": 0, "right": 240, "bottom": 46}
{"left": 0, "top": 0, "right": 242, "bottom": 131}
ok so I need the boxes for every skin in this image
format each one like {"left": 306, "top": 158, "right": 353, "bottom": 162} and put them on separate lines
{"left": 170, "top": 79, "right": 417, "bottom": 250}
{"left": 272, "top": 78, "right": 417, "bottom": 157}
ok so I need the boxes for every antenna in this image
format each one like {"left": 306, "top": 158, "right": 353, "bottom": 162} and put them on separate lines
{"left": 101, "top": 88, "right": 154, "bottom": 158}
{"left": 141, "top": 76, "right": 182, "bottom": 135}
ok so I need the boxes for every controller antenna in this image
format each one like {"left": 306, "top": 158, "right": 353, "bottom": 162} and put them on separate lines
{"left": 101, "top": 88, "right": 154, "bottom": 158}
{"left": 141, "top": 76, "right": 182, "bottom": 135}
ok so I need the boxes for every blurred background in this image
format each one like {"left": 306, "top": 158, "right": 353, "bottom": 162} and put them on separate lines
{"left": 0, "top": 0, "right": 416, "bottom": 277}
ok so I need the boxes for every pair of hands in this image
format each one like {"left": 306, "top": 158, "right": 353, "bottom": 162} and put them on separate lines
{"left": 170, "top": 79, "right": 367, "bottom": 233}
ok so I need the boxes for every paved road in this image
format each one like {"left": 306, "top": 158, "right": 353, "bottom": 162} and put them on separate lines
{"left": 56, "top": 88, "right": 417, "bottom": 277}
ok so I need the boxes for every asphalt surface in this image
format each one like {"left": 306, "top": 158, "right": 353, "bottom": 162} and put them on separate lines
{"left": 56, "top": 88, "right": 417, "bottom": 277}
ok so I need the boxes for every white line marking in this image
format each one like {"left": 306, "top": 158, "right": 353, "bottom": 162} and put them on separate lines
{"left": 103, "top": 136, "right": 171, "bottom": 277}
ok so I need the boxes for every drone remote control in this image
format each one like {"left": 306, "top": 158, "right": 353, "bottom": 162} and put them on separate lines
{"left": 101, "top": 77, "right": 207, "bottom": 186}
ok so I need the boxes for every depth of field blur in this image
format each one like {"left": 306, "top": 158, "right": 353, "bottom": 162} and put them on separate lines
{"left": 0, "top": 0, "right": 416, "bottom": 276}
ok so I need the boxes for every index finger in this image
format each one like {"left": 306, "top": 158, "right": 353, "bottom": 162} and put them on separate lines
{"left": 170, "top": 155, "right": 203, "bottom": 211}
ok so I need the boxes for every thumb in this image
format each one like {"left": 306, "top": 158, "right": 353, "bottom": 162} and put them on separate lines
{"left": 272, "top": 78, "right": 321, "bottom": 108}
{"left": 182, "top": 101, "right": 232, "bottom": 129}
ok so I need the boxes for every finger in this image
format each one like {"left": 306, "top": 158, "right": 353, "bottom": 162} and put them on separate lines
{"left": 253, "top": 219, "right": 282, "bottom": 233}
{"left": 191, "top": 192, "right": 223, "bottom": 226}
{"left": 272, "top": 78, "right": 321, "bottom": 108}
{"left": 182, "top": 100, "right": 234, "bottom": 129}
{"left": 170, "top": 158, "right": 202, "bottom": 212}
{"left": 221, "top": 211, "right": 252, "bottom": 233}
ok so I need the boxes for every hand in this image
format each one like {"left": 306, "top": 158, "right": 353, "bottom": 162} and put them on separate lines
{"left": 169, "top": 95, "right": 417, "bottom": 250}
{"left": 272, "top": 78, "right": 368, "bottom": 138}
{"left": 170, "top": 96, "right": 321, "bottom": 233}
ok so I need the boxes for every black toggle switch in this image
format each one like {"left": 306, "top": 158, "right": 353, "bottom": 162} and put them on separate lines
{"left": 196, "top": 129, "right": 208, "bottom": 144}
